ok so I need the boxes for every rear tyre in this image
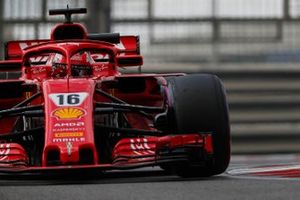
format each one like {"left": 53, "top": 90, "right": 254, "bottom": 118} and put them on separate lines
{"left": 166, "top": 74, "right": 230, "bottom": 177}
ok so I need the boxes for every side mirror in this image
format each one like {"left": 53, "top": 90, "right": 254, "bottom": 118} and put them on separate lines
{"left": 116, "top": 55, "right": 143, "bottom": 67}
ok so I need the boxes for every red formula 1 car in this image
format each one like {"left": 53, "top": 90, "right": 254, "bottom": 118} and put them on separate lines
{"left": 0, "top": 8, "right": 230, "bottom": 177}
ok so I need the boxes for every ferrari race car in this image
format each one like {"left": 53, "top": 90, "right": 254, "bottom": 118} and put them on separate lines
{"left": 0, "top": 8, "right": 230, "bottom": 177}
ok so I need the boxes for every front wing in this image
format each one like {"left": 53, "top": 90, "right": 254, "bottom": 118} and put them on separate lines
{"left": 0, "top": 133, "right": 213, "bottom": 173}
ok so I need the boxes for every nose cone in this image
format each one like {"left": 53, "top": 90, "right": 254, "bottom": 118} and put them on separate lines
{"left": 42, "top": 78, "right": 98, "bottom": 166}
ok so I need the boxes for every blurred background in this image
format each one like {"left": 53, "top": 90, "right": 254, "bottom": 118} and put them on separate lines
{"left": 1, "top": 0, "right": 300, "bottom": 153}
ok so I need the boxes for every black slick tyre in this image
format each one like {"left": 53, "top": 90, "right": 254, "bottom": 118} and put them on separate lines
{"left": 166, "top": 74, "right": 230, "bottom": 177}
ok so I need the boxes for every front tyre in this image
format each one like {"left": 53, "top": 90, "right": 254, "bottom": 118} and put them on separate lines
{"left": 166, "top": 74, "right": 230, "bottom": 177}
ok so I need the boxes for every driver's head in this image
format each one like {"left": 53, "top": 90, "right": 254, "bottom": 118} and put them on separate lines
{"left": 71, "top": 64, "right": 92, "bottom": 77}
{"left": 51, "top": 53, "right": 67, "bottom": 78}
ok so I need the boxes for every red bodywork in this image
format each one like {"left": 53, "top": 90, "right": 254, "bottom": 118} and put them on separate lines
{"left": 0, "top": 20, "right": 213, "bottom": 173}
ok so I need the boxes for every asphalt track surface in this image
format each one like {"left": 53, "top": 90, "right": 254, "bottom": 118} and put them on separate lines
{"left": 1, "top": 154, "right": 300, "bottom": 200}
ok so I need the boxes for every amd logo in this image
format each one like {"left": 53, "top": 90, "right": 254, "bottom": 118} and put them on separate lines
{"left": 54, "top": 122, "right": 85, "bottom": 127}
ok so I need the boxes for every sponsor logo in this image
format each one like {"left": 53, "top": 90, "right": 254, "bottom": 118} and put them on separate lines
{"left": 53, "top": 127, "right": 85, "bottom": 132}
{"left": 130, "top": 138, "right": 154, "bottom": 155}
{"left": 93, "top": 65, "right": 109, "bottom": 72}
{"left": 53, "top": 122, "right": 85, "bottom": 132}
{"left": 52, "top": 107, "right": 85, "bottom": 120}
{"left": 52, "top": 138, "right": 86, "bottom": 143}
{"left": 30, "top": 56, "right": 49, "bottom": 63}
{"left": 31, "top": 67, "right": 47, "bottom": 74}
{"left": 92, "top": 53, "right": 110, "bottom": 60}
{"left": 49, "top": 92, "right": 88, "bottom": 106}
{"left": 0, "top": 144, "right": 10, "bottom": 161}
{"left": 54, "top": 122, "right": 85, "bottom": 127}
{"left": 58, "top": 43, "right": 80, "bottom": 47}
{"left": 54, "top": 132, "right": 84, "bottom": 138}
{"left": 19, "top": 42, "right": 39, "bottom": 50}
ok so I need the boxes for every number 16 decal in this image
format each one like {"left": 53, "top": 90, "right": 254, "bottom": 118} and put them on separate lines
{"left": 49, "top": 92, "right": 88, "bottom": 106}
